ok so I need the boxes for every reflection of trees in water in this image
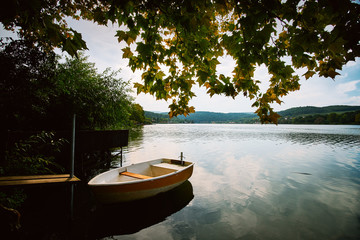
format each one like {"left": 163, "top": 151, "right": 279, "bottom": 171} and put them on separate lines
{"left": 124, "top": 127, "right": 145, "bottom": 153}
{"left": 129, "top": 127, "right": 145, "bottom": 145}
{"left": 110, "top": 127, "right": 145, "bottom": 167}
{"left": 212, "top": 129, "right": 359, "bottom": 148}
{"left": 91, "top": 180, "right": 194, "bottom": 238}
{"left": 228, "top": 131, "right": 360, "bottom": 148}
{"left": 173, "top": 127, "right": 360, "bottom": 149}
{"left": 79, "top": 128, "right": 145, "bottom": 180}
{"left": 77, "top": 150, "right": 115, "bottom": 181}
{"left": 282, "top": 133, "right": 360, "bottom": 148}
{"left": 121, "top": 125, "right": 360, "bottom": 151}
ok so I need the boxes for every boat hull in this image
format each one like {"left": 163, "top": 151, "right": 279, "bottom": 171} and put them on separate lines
{"left": 88, "top": 158, "right": 194, "bottom": 203}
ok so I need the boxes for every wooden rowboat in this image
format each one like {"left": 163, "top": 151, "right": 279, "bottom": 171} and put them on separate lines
{"left": 88, "top": 158, "right": 194, "bottom": 203}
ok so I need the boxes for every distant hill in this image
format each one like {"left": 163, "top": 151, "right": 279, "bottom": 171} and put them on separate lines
{"left": 144, "top": 105, "right": 360, "bottom": 124}
{"left": 144, "top": 111, "right": 257, "bottom": 123}
{"left": 278, "top": 105, "right": 360, "bottom": 117}
{"left": 174, "top": 111, "right": 256, "bottom": 123}
{"left": 144, "top": 111, "right": 167, "bottom": 120}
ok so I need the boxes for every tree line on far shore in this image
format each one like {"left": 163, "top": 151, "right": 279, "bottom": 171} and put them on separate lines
{"left": 145, "top": 106, "right": 360, "bottom": 125}
{"left": 278, "top": 111, "right": 360, "bottom": 125}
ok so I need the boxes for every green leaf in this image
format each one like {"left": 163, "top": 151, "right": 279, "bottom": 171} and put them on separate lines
{"left": 155, "top": 70, "right": 166, "bottom": 79}
{"left": 209, "top": 58, "right": 220, "bottom": 69}
{"left": 327, "top": 68, "right": 340, "bottom": 79}
{"left": 116, "top": 30, "right": 128, "bottom": 42}
{"left": 197, "top": 70, "right": 209, "bottom": 85}
{"left": 303, "top": 70, "right": 315, "bottom": 79}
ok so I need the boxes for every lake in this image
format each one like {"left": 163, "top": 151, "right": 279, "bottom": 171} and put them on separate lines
{"left": 11, "top": 124, "right": 360, "bottom": 239}
{"left": 114, "top": 124, "right": 360, "bottom": 240}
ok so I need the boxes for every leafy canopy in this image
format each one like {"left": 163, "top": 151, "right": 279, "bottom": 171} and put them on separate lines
{"left": 1, "top": 40, "right": 136, "bottom": 130}
{"left": 2, "top": 0, "right": 359, "bottom": 123}
{"left": 54, "top": 53, "right": 135, "bottom": 129}
{"left": 0, "top": 39, "right": 58, "bottom": 129}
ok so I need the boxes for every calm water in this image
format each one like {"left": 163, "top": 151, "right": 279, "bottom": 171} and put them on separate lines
{"left": 110, "top": 124, "right": 360, "bottom": 240}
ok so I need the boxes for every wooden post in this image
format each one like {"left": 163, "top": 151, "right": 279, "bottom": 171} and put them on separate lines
{"left": 120, "top": 147, "right": 123, "bottom": 167}
{"left": 70, "top": 114, "right": 76, "bottom": 220}
{"left": 70, "top": 183, "right": 74, "bottom": 220}
{"left": 71, "top": 114, "right": 76, "bottom": 178}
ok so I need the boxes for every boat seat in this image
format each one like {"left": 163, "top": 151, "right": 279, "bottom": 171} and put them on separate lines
{"left": 152, "top": 163, "right": 185, "bottom": 171}
{"left": 120, "top": 171, "right": 153, "bottom": 179}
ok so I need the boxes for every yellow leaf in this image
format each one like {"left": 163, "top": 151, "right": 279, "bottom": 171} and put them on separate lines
{"left": 275, "top": 98, "right": 282, "bottom": 105}
{"left": 204, "top": 82, "right": 211, "bottom": 89}
{"left": 133, "top": 82, "right": 144, "bottom": 94}
{"left": 279, "top": 31, "right": 287, "bottom": 39}
{"left": 164, "top": 83, "right": 171, "bottom": 91}
{"left": 122, "top": 47, "right": 133, "bottom": 58}
{"left": 126, "top": 36, "right": 135, "bottom": 45}
{"left": 189, "top": 106, "right": 195, "bottom": 113}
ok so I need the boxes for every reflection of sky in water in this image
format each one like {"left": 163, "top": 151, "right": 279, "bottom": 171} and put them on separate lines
{"left": 115, "top": 124, "right": 360, "bottom": 240}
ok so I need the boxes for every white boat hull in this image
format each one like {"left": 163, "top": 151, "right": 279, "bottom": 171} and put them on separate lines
{"left": 88, "top": 158, "right": 194, "bottom": 203}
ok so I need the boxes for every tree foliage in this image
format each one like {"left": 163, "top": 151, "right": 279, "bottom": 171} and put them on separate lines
{"left": 145, "top": 105, "right": 360, "bottom": 124}
{"left": 1, "top": 131, "right": 66, "bottom": 176}
{"left": 54, "top": 53, "right": 134, "bottom": 129}
{"left": 145, "top": 111, "right": 257, "bottom": 124}
{"left": 278, "top": 105, "right": 360, "bottom": 117}
{"left": 0, "top": 39, "right": 58, "bottom": 130}
{"left": 1, "top": 40, "right": 136, "bottom": 130}
{"left": 130, "top": 103, "right": 146, "bottom": 125}
{"left": 2, "top": 0, "right": 359, "bottom": 123}
{"left": 278, "top": 111, "right": 360, "bottom": 124}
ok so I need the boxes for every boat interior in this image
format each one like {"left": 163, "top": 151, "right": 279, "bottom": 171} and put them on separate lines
{"left": 120, "top": 159, "right": 190, "bottom": 181}
{"left": 91, "top": 159, "right": 192, "bottom": 184}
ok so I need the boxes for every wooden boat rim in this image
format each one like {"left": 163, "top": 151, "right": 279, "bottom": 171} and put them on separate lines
{"left": 88, "top": 158, "right": 194, "bottom": 186}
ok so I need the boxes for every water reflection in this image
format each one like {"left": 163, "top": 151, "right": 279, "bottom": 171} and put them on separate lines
{"left": 127, "top": 127, "right": 145, "bottom": 150}
{"left": 121, "top": 124, "right": 360, "bottom": 239}
{"left": 9, "top": 124, "right": 359, "bottom": 239}
{"left": 283, "top": 132, "right": 360, "bottom": 147}
{"left": 127, "top": 124, "right": 360, "bottom": 151}
{"left": 91, "top": 180, "right": 193, "bottom": 239}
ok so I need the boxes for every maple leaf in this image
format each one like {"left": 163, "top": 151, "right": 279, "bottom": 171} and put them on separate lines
{"left": 122, "top": 47, "right": 133, "bottom": 58}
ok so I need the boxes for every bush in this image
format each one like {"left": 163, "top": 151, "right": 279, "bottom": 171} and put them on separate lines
{"left": 1, "top": 131, "right": 66, "bottom": 176}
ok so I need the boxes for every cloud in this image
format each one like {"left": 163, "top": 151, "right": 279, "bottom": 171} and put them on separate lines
{"left": 272, "top": 58, "right": 360, "bottom": 110}
{"left": 345, "top": 60, "right": 358, "bottom": 68}
{"left": 336, "top": 80, "right": 360, "bottom": 94}
{"left": 66, "top": 18, "right": 128, "bottom": 72}
{"left": 134, "top": 93, "right": 170, "bottom": 112}
{"left": 348, "top": 96, "right": 360, "bottom": 104}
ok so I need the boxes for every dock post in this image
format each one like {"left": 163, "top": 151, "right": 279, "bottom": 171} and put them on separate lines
{"left": 70, "top": 114, "right": 76, "bottom": 220}
{"left": 120, "top": 147, "right": 123, "bottom": 167}
{"left": 71, "top": 114, "right": 76, "bottom": 178}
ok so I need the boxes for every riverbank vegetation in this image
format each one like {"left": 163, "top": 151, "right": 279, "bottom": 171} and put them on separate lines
{"left": 1, "top": 39, "right": 146, "bottom": 131}
{"left": 277, "top": 106, "right": 360, "bottom": 124}
{"left": 0, "top": 39, "right": 146, "bottom": 210}
{"left": 278, "top": 111, "right": 360, "bottom": 125}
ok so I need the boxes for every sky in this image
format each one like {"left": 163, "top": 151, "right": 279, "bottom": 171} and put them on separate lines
{"left": 1, "top": 19, "right": 360, "bottom": 114}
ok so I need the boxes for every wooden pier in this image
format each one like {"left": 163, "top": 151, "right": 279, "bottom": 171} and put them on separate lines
{"left": 0, "top": 174, "right": 80, "bottom": 186}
